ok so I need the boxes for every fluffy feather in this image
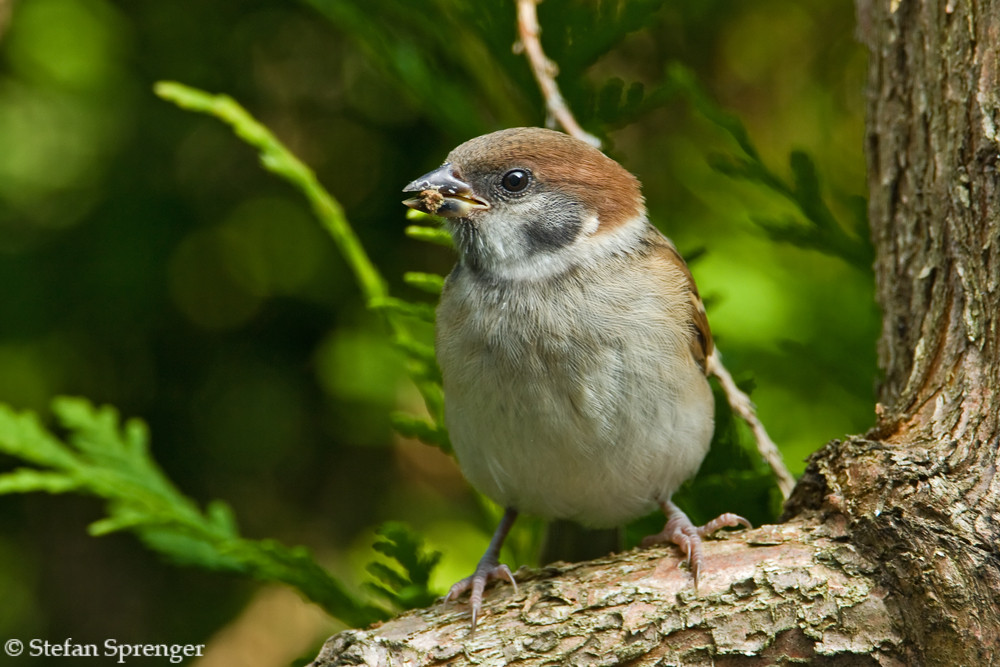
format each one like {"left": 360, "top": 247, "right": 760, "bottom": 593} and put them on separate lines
{"left": 437, "top": 222, "right": 712, "bottom": 526}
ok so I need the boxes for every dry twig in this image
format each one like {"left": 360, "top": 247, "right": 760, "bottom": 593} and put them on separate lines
{"left": 708, "top": 351, "right": 795, "bottom": 499}
{"left": 515, "top": 0, "right": 601, "bottom": 147}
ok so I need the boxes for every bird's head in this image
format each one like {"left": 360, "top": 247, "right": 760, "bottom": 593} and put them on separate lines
{"left": 404, "top": 127, "right": 646, "bottom": 281}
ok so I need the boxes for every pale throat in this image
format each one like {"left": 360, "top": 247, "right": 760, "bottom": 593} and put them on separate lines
{"left": 456, "top": 212, "right": 649, "bottom": 283}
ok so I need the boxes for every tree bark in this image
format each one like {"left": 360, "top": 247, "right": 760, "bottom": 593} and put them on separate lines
{"left": 311, "top": 1, "right": 1000, "bottom": 664}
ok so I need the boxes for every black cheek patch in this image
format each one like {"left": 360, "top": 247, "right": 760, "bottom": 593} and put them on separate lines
{"left": 522, "top": 200, "right": 585, "bottom": 253}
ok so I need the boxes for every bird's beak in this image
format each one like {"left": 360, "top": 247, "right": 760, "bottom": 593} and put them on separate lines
{"left": 402, "top": 163, "right": 489, "bottom": 218}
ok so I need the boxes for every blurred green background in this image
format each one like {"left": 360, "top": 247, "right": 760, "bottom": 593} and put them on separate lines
{"left": 0, "top": 0, "right": 874, "bottom": 664}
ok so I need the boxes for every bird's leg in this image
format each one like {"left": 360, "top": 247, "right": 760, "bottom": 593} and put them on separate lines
{"left": 445, "top": 507, "right": 519, "bottom": 630}
{"left": 641, "top": 499, "right": 750, "bottom": 587}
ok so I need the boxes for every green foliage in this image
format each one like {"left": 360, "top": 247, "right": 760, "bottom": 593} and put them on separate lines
{"left": 539, "top": 0, "right": 666, "bottom": 73}
{"left": 405, "top": 224, "right": 455, "bottom": 248}
{"left": 389, "top": 413, "right": 450, "bottom": 453}
{"left": 403, "top": 272, "right": 445, "bottom": 296}
{"left": 369, "top": 296, "right": 436, "bottom": 324}
{"left": 364, "top": 522, "right": 442, "bottom": 611}
{"left": 0, "top": 398, "right": 386, "bottom": 628}
{"left": 153, "top": 82, "right": 387, "bottom": 301}
{"left": 665, "top": 64, "right": 873, "bottom": 270}
{"left": 155, "top": 81, "right": 451, "bottom": 458}
{"left": 305, "top": 0, "right": 671, "bottom": 139}
{"left": 304, "top": 0, "right": 526, "bottom": 137}
{"left": 594, "top": 77, "right": 647, "bottom": 125}
{"left": 540, "top": 0, "right": 667, "bottom": 130}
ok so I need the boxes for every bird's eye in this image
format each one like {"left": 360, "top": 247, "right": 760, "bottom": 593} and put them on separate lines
{"left": 501, "top": 169, "right": 530, "bottom": 193}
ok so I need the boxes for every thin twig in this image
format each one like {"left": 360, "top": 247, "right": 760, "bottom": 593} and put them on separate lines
{"left": 708, "top": 350, "right": 796, "bottom": 500}
{"left": 515, "top": 0, "right": 601, "bottom": 147}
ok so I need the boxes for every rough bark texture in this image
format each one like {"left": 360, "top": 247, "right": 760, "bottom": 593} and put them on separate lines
{"left": 312, "top": 1, "right": 1000, "bottom": 664}
{"left": 314, "top": 519, "right": 904, "bottom": 666}
{"left": 823, "top": 0, "right": 1000, "bottom": 661}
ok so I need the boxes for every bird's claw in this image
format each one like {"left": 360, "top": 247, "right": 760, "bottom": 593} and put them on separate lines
{"left": 444, "top": 561, "right": 517, "bottom": 630}
{"left": 642, "top": 501, "right": 751, "bottom": 586}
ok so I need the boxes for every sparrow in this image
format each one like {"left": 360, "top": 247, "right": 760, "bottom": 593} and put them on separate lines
{"left": 403, "top": 127, "right": 750, "bottom": 629}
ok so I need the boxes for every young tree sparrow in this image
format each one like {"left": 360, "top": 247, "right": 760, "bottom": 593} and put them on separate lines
{"left": 404, "top": 127, "right": 750, "bottom": 629}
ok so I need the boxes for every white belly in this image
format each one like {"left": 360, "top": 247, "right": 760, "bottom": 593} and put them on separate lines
{"left": 436, "top": 264, "right": 713, "bottom": 528}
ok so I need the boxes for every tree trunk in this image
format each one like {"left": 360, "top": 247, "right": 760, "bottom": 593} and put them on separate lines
{"left": 311, "top": 1, "right": 1000, "bottom": 664}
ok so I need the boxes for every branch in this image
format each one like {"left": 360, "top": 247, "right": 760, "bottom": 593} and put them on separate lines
{"left": 309, "top": 517, "right": 902, "bottom": 665}
{"left": 708, "top": 350, "right": 796, "bottom": 499}
{"left": 515, "top": 0, "right": 601, "bottom": 147}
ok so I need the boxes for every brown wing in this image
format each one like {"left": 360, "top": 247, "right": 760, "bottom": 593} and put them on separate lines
{"left": 651, "top": 240, "right": 714, "bottom": 374}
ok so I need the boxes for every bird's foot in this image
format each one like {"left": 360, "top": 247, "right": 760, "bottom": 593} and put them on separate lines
{"left": 641, "top": 500, "right": 751, "bottom": 587}
{"left": 445, "top": 559, "right": 518, "bottom": 631}
{"left": 444, "top": 508, "right": 519, "bottom": 631}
